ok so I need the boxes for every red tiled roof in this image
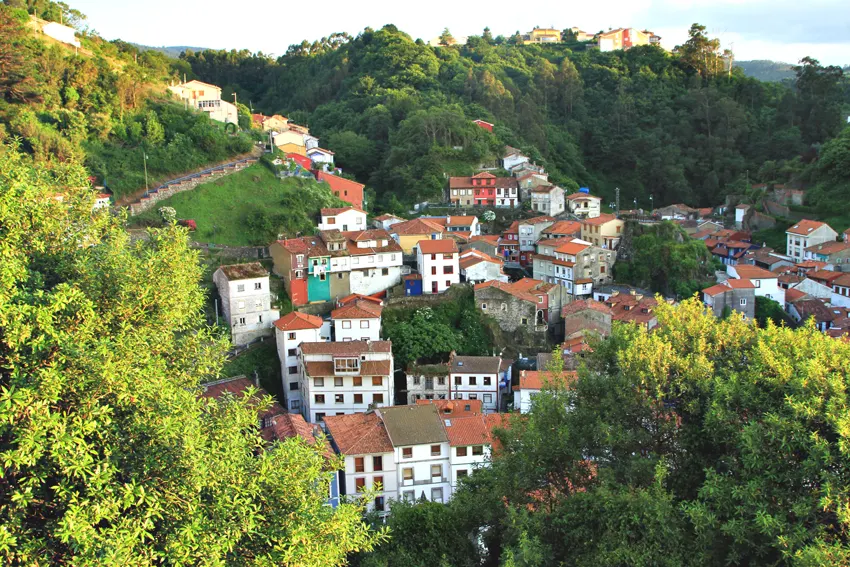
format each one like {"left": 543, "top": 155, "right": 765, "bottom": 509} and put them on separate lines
{"left": 448, "top": 175, "right": 518, "bottom": 189}
{"left": 418, "top": 239, "right": 458, "bottom": 254}
{"left": 785, "top": 288, "right": 808, "bottom": 302}
{"left": 471, "top": 235, "right": 500, "bottom": 245}
{"left": 416, "top": 399, "right": 483, "bottom": 417}
{"left": 374, "top": 213, "right": 404, "bottom": 222}
{"left": 808, "top": 270, "right": 844, "bottom": 285}
{"left": 201, "top": 377, "right": 284, "bottom": 441}
{"left": 565, "top": 192, "right": 600, "bottom": 201}
{"left": 444, "top": 415, "right": 491, "bottom": 447}
{"left": 581, "top": 213, "right": 619, "bottom": 226}
{"left": 316, "top": 171, "right": 364, "bottom": 209}
{"left": 833, "top": 274, "right": 850, "bottom": 288}
{"left": 274, "top": 311, "right": 324, "bottom": 331}
{"left": 286, "top": 152, "right": 313, "bottom": 170}
{"left": 796, "top": 260, "right": 828, "bottom": 270}
{"left": 300, "top": 340, "right": 392, "bottom": 355}
{"left": 787, "top": 219, "right": 830, "bottom": 235}
{"left": 555, "top": 241, "right": 589, "bottom": 255}
{"left": 542, "top": 220, "right": 583, "bottom": 236}
{"left": 391, "top": 218, "right": 445, "bottom": 235}
{"left": 331, "top": 299, "right": 383, "bottom": 320}
{"left": 805, "top": 241, "right": 850, "bottom": 255}
{"left": 732, "top": 265, "right": 777, "bottom": 280}
{"left": 521, "top": 216, "right": 556, "bottom": 226}
{"left": 725, "top": 278, "right": 756, "bottom": 289}
{"left": 562, "top": 298, "right": 613, "bottom": 317}
{"left": 516, "top": 370, "right": 577, "bottom": 391}
{"left": 338, "top": 293, "right": 383, "bottom": 306}
{"left": 324, "top": 412, "right": 393, "bottom": 455}
{"left": 703, "top": 283, "right": 731, "bottom": 297}
{"left": 445, "top": 215, "right": 477, "bottom": 226}
{"left": 321, "top": 206, "right": 366, "bottom": 215}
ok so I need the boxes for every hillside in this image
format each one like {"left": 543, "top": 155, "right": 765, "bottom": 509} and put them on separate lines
{"left": 734, "top": 60, "right": 796, "bottom": 82}
{"left": 131, "top": 44, "right": 210, "bottom": 58}
{"left": 181, "top": 26, "right": 848, "bottom": 213}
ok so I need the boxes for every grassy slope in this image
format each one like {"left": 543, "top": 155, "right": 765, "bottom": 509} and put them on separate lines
{"left": 131, "top": 164, "right": 332, "bottom": 246}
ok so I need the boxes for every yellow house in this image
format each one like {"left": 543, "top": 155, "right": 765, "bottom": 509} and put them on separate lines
{"left": 256, "top": 114, "right": 289, "bottom": 132}
{"left": 273, "top": 129, "right": 307, "bottom": 156}
{"left": 524, "top": 28, "right": 562, "bottom": 44}
{"left": 580, "top": 213, "right": 624, "bottom": 250}
{"left": 390, "top": 218, "right": 445, "bottom": 254}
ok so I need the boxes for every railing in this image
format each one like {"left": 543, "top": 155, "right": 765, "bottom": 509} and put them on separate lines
{"left": 140, "top": 157, "right": 258, "bottom": 200}
{"left": 401, "top": 477, "right": 448, "bottom": 487}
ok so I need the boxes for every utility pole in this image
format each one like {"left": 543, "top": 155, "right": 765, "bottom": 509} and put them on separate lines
{"left": 232, "top": 92, "right": 237, "bottom": 106}
{"left": 615, "top": 187, "right": 620, "bottom": 216}
{"left": 143, "top": 152, "right": 149, "bottom": 192}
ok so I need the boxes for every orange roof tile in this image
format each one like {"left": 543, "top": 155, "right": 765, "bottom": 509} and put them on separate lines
{"left": 324, "top": 412, "right": 393, "bottom": 455}
{"left": 274, "top": 311, "right": 324, "bottom": 331}
{"left": 418, "top": 239, "right": 458, "bottom": 254}
{"left": 321, "top": 206, "right": 366, "bottom": 215}
{"left": 785, "top": 288, "right": 808, "bottom": 302}
{"left": 444, "top": 415, "right": 491, "bottom": 447}
{"left": 786, "top": 219, "right": 831, "bottom": 235}
{"left": 732, "top": 265, "right": 778, "bottom": 279}
{"left": 391, "top": 218, "right": 445, "bottom": 235}
{"left": 562, "top": 299, "right": 613, "bottom": 317}
{"left": 331, "top": 300, "right": 383, "bottom": 320}
{"left": 725, "top": 278, "right": 756, "bottom": 289}
{"left": 581, "top": 213, "right": 619, "bottom": 226}
{"left": 416, "top": 399, "right": 483, "bottom": 417}
{"left": 555, "top": 241, "right": 590, "bottom": 255}
{"left": 516, "top": 370, "right": 577, "bottom": 391}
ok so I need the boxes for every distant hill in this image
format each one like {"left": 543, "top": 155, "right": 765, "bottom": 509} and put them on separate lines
{"left": 735, "top": 60, "right": 796, "bottom": 82}
{"left": 131, "top": 44, "right": 209, "bottom": 58}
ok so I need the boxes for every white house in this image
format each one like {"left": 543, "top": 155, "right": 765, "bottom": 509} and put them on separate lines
{"left": 307, "top": 147, "right": 335, "bottom": 169}
{"left": 735, "top": 204, "right": 750, "bottom": 229}
{"left": 502, "top": 146, "right": 530, "bottom": 171}
{"left": 331, "top": 295, "right": 383, "bottom": 342}
{"left": 373, "top": 214, "right": 405, "bottom": 231}
{"left": 444, "top": 215, "right": 480, "bottom": 236}
{"left": 790, "top": 277, "right": 834, "bottom": 300}
{"left": 380, "top": 405, "right": 452, "bottom": 504}
{"left": 303, "top": 133, "right": 320, "bottom": 150}
{"left": 446, "top": 415, "right": 493, "bottom": 492}
{"left": 406, "top": 363, "right": 450, "bottom": 404}
{"left": 530, "top": 185, "right": 565, "bottom": 217}
{"left": 299, "top": 340, "right": 394, "bottom": 424}
{"left": 42, "top": 21, "right": 80, "bottom": 47}
{"left": 212, "top": 263, "right": 281, "bottom": 346}
{"left": 346, "top": 230, "right": 404, "bottom": 295}
{"left": 786, "top": 220, "right": 838, "bottom": 262}
{"left": 565, "top": 192, "right": 601, "bottom": 219}
{"left": 167, "top": 80, "right": 238, "bottom": 125}
{"left": 324, "top": 412, "right": 397, "bottom": 515}
{"left": 417, "top": 239, "right": 459, "bottom": 294}
{"left": 831, "top": 273, "right": 850, "bottom": 308}
{"left": 93, "top": 192, "right": 111, "bottom": 210}
{"left": 518, "top": 216, "right": 556, "bottom": 261}
{"left": 514, "top": 370, "right": 576, "bottom": 413}
{"left": 459, "top": 249, "right": 507, "bottom": 284}
{"left": 727, "top": 264, "right": 785, "bottom": 305}
{"left": 319, "top": 207, "right": 367, "bottom": 232}
{"left": 274, "top": 312, "right": 328, "bottom": 413}
{"left": 449, "top": 354, "right": 502, "bottom": 413}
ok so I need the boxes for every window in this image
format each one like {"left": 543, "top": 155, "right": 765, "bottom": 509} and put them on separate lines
{"left": 334, "top": 377, "right": 344, "bottom": 387}
{"left": 457, "top": 469, "right": 468, "bottom": 480}
{"left": 254, "top": 282, "right": 262, "bottom": 290}
{"left": 355, "top": 457, "right": 365, "bottom": 473}
{"left": 521, "top": 317, "right": 529, "bottom": 325}
{"left": 353, "top": 377, "right": 362, "bottom": 387}
{"left": 403, "top": 490, "right": 415, "bottom": 502}
{"left": 483, "top": 376, "right": 491, "bottom": 386}
{"left": 484, "top": 394, "right": 493, "bottom": 403}
{"left": 287, "top": 348, "right": 297, "bottom": 357}
{"left": 600, "top": 265, "right": 606, "bottom": 274}
{"left": 237, "top": 284, "right": 245, "bottom": 292}
{"left": 469, "top": 376, "right": 477, "bottom": 386}
{"left": 237, "top": 317, "right": 246, "bottom": 326}
{"left": 296, "top": 254, "right": 304, "bottom": 264}
{"left": 431, "top": 464, "right": 442, "bottom": 478}
{"left": 374, "top": 496, "right": 385, "bottom": 511}
{"left": 342, "top": 320, "right": 352, "bottom": 329}
{"left": 501, "top": 303, "right": 507, "bottom": 311}
{"left": 257, "top": 315, "right": 263, "bottom": 324}
{"left": 456, "top": 446, "right": 467, "bottom": 457}
{"left": 472, "top": 446, "right": 484, "bottom": 456}
{"left": 289, "top": 381, "right": 299, "bottom": 391}
{"left": 355, "top": 477, "right": 366, "bottom": 492}
{"left": 437, "top": 377, "right": 446, "bottom": 386}
{"left": 373, "top": 393, "right": 384, "bottom": 404}
{"left": 481, "top": 303, "right": 487, "bottom": 310}
{"left": 327, "top": 217, "right": 336, "bottom": 225}
{"left": 288, "top": 366, "right": 298, "bottom": 375}
{"left": 431, "top": 487, "right": 443, "bottom": 503}
{"left": 444, "top": 265, "right": 454, "bottom": 274}
{"left": 373, "top": 476, "right": 384, "bottom": 492}
{"left": 288, "top": 332, "right": 296, "bottom": 340}
{"left": 740, "top": 298, "right": 748, "bottom": 306}
{"left": 335, "top": 394, "right": 344, "bottom": 404}
{"left": 446, "top": 280, "right": 451, "bottom": 288}
{"left": 360, "top": 320, "right": 370, "bottom": 329}
{"left": 314, "top": 394, "right": 325, "bottom": 404}
{"left": 413, "top": 376, "right": 421, "bottom": 385}
{"left": 290, "top": 400, "right": 300, "bottom": 410}
{"left": 334, "top": 358, "right": 360, "bottom": 373}
{"left": 431, "top": 266, "right": 437, "bottom": 276}
{"left": 315, "top": 412, "right": 325, "bottom": 422}
{"left": 454, "top": 393, "right": 462, "bottom": 400}
{"left": 402, "top": 467, "right": 413, "bottom": 480}
{"left": 372, "top": 376, "right": 382, "bottom": 386}
{"left": 382, "top": 268, "right": 389, "bottom": 276}
{"left": 469, "top": 394, "right": 478, "bottom": 400}
{"left": 314, "top": 378, "right": 324, "bottom": 387}
{"left": 373, "top": 456, "right": 383, "bottom": 471}
{"left": 402, "top": 448, "right": 413, "bottom": 459}
{"left": 455, "top": 376, "right": 462, "bottom": 385}
{"left": 431, "top": 445, "right": 441, "bottom": 456}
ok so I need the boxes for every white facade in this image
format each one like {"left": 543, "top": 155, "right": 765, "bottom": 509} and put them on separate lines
{"left": 448, "top": 441, "right": 491, "bottom": 491}
{"left": 373, "top": 215, "right": 405, "bottom": 231}
{"left": 461, "top": 257, "right": 507, "bottom": 284}
{"left": 531, "top": 186, "right": 565, "bottom": 216}
{"left": 791, "top": 278, "right": 834, "bottom": 300}
{"left": 394, "top": 441, "right": 452, "bottom": 503}
{"left": 406, "top": 371, "right": 450, "bottom": 404}
{"left": 516, "top": 387, "right": 538, "bottom": 414}
{"left": 349, "top": 266, "right": 403, "bottom": 295}
{"left": 333, "top": 315, "right": 381, "bottom": 342}
{"left": 213, "top": 265, "right": 281, "bottom": 346}
{"left": 503, "top": 152, "right": 530, "bottom": 172}
{"left": 341, "top": 452, "right": 397, "bottom": 514}
{"left": 787, "top": 222, "right": 838, "bottom": 261}
{"left": 566, "top": 194, "right": 601, "bottom": 218}
{"left": 42, "top": 22, "right": 80, "bottom": 47}
{"left": 319, "top": 208, "right": 367, "bottom": 232}
{"left": 735, "top": 205, "right": 749, "bottom": 229}
{"left": 168, "top": 81, "right": 238, "bottom": 125}
{"left": 307, "top": 147, "right": 335, "bottom": 167}
{"left": 518, "top": 219, "right": 555, "bottom": 253}
{"left": 418, "top": 244, "right": 460, "bottom": 294}
{"left": 275, "top": 324, "right": 326, "bottom": 413}
{"left": 726, "top": 266, "right": 785, "bottom": 305}
{"left": 304, "top": 134, "right": 320, "bottom": 150}
{"left": 449, "top": 356, "right": 502, "bottom": 413}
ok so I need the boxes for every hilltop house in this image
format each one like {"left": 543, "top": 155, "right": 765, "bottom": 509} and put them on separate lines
{"left": 307, "top": 147, "right": 335, "bottom": 170}
{"left": 805, "top": 240, "right": 850, "bottom": 269}
{"left": 253, "top": 114, "right": 289, "bottom": 132}
{"left": 391, "top": 218, "right": 445, "bottom": 254}
{"left": 459, "top": 249, "right": 507, "bottom": 284}
{"left": 566, "top": 192, "right": 602, "bottom": 219}
{"left": 597, "top": 28, "right": 651, "bottom": 51}
{"left": 418, "top": 239, "right": 460, "bottom": 294}
{"left": 168, "top": 80, "right": 238, "bottom": 124}
{"left": 212, "top": 263, "right": 281, "bottom": 345}
{"left": 786, "top": 220, "right": 838, "bottom": 262}
{"left": 533, "top": 238, "right": 614, "bottom": 294}
{"left": 316, "top": 171, "right": 365, "bottom": 210}
{"left": 274, "top": 312, "right": 329, "bottom": 413}
{"left": 702, "top": 279, "right": 756, "bottom": 319}
{"left": 319, "top": 206, "right": 367, "bottom": 232}
{"left": 530, "top": 185, "right": 566, "bottom": 216}
{"left": 448, "top": 173, "right": 520, "bottom": 208}
{"left": 501, "top": 146, "right": 530, "bottom": 171}
{"left": 523, "top": 27, "right": 562, "bottom": 44}
{"left": 474, "top": 278, "right": 563, "bottom": 334}
{"left": 604, "top": 292, "right": 659, "bottom": 329}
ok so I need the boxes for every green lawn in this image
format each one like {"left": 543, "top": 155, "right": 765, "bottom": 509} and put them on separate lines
{"left": 130, "top": 164, "right": 344, "bottom": 246}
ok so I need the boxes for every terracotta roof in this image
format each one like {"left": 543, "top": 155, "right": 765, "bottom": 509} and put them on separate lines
{"left": 516, "top": 370, "right": 577, "bottom": 391}
{"left": 555, "top": 241, "right": 590, "bottom": 255}
{"left": 796, "top": 260, "right": 828, "bottom": 270}
{"left": 542, "top": 221, "right": 583, "bottom": 236}
{"left": 833, "top": 274, "right": 850, "bottom": 288}
{"left": 460, "top": 253, "right": 502, "bottom": 270}
{"left": 300, "top": 340, "right": 392, "bottom": 355}
{"left": 218, "top": 262, "right": 268, "bottom": 280}
{"left": 562, "top": 299, "right": 613, "bottom": 317}
{"left": 793, "top": 299, "right": 842, "bottom": 323}
{"left": 725, "top": 278, "right": 756, "bottom": 289}
{"left": 307, "top": 146, "right": 335, "bottom": 155}
{"left": 450, "top": 355, "right": 501, "bottom": 374}
{"left": 324, "top": 412, "right": 393, "bottom": 455}
{"left": 271, "top": 413, "right": 330, "bottom": 456}
{"left": 391, "top": 218, "right": 445, "bottom": 235}
{"left": 379, "top": 404, "right": 448, "bottom": 446}
{"left": 416, "top": 399, "right": 483, "bottom": 417}
{"left": 448, "top": 175, "right": 518, "bottom": 189}
{"left": 275, "top": 237, "right": 309, "bottom": 255}
{"left": 521, "top": 216, "right": 556, "bottom": 226}
{"left": 732, "top": 265, "right": 778, "bottom": 279}
{"left": 374, "top": 213, "right": 404, "bottom": 222}
{"left": 331, "top": 299, "right": 383, "bottom": 320}
{"left": 565, "top": 192, "right": 599, "bottom": 201}
{"left": 530, "top": 185, "right": 559, "bottom": 194}
{"left": 808, "top": 270, "right": 844, "bottom": 285}
{"left": 471, "top": 235, "right": 500, "bottom": 245}
{"left": 474, "top": 279, "right": 547, "bottom": 304}
{"left": 445, "top": 215, "right": 478, "bottom": 226}
{"left": 304, "top": 360, "right": 392, "bottom": 377}
{"left": 274, "top": 311, "right": 324, "bottom": 331}
{"left": 785, "top": 288, "right": 808, "bottom": 302}
{"left": 321, "top": 206, "right": 366, "bottom": 215}
{"left": 703, "top": 283, "right": 732, "bottom": 297}
{"left": 286, "top": 153, "right": 313, "bottom": 170}
{"left": 787, "top": 219, "right": 831, "bottom": 235}
{"left": 778, "top": 274, "right": 803, "bottom": 285}
{"left": 338, "top": 293, "right": 383, "bottom": 306}
{"left": 443, "top": 415, "right": 491, "bottom": 447}
{"left": 581, "top": 213, "right": 619, "bottom": 226}
{"left": 805, "top": 241, "right": 850, "bottom": 255}
{"left": 605, "top": 294, "right": 659, "bottom": 326}
{"left": 418, "top": 239, "right": 458, "bottom": 254}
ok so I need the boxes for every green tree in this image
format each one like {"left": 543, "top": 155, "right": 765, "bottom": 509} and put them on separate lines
{"left": 0, "top": 144, "right": 383, "bottom": 565}
{"left": 755, "top": 296, "right": 792, "bottom": 328}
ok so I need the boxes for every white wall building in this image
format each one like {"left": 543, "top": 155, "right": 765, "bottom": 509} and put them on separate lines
{"left": 167, "top": 80, "right": 238, "bottom": 125}
{"left": 530, "top": 185, "right": 565, "bottom": 217}
{"left": 373, "top": 214, "right": 406, "bottom": 231}
{"left": 449, "top": 355, "right": 502, "bottom": 413}
{"left": 459, "top": 249, "right": 507, "bottom": 284}
{"left": 346, "top": 230, "right": 405, "bottom": 296}
{"left": 319, "top": 207, "right": 367, "bottom": 232}
{"left": 444, "top": 215, "right": 481, "bottom": 236}
{"left": 515, "top": 370, "right": 575, "bottom": 413}
{"left": 212, "top": 263, "right": 281, "bottom": 346}
{"left": 566, "top": 192, "right": 602, "bottom": 219}
{"left": 274, "top": 312, "right": 328, "bottom": 413}
{"left": 42, "top": 21, "right": 80, "bottom": 47}
{"left": 307, "top": 147, "right": 335, "bottom": 169}
{"left": 786, "top": 220, "right": 838, "bottom": 262}
{"left": 417, "top": 239, "right": 460, "bottom": 294}
{"left": 299, "top": 340, "right": 394, "bottom": 424}
{"left": 406, "top": 363, "right": 450, "bottom": 404}
{"left": 502, "top": 146, "right": 530, "bottom": 171}
{"left": 331, "top": 297, "right": 383, "bottom": 342}
{"left": 446, "top": 415, "right": 493, "bottom": 491}
{"left": 831, "top": 274, "right": 850, "bottom": 308}
{"left": 727, "top": 264, "right": 785, "bottom": 305}
{"left": 518, "top": 217, "right": 556, "bottom": 256}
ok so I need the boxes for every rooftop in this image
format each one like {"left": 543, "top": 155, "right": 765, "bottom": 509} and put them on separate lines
{"left": 321, "top": 206, "right": 366, "bottom": 216}
{"left": 416, "top": 399, "right": 483, "bottom": 417}
{"left": 274, "top": 311, "right": 324, "bottom": 331}
{"left": 217, "top": 262, "right": 268, "bottom": 281}
{"left": 732, "top": 265, "right": 778, "bottom": 280}
{"left": 391, "top": 218, "right": 445, "bottom": 235}
{"left": 379, "top": 404, "right": 448, "bottom": 446}
{"left": 443, "top": 415, "right": 492, "bottom": 447}
{"left": 300, "top": 340, "right": 392, "bottom": 356}
{"left": 331, "top": 299, "right": 383, "bottom": 320}
{"left": 450, "top": 355, "right": 502, "bottom": 375}
{"left": 324, "top": 412, "right": 393, "bottom": 455}
{"left": 562, "top": 298, "right": 613, "bottom": 317}
{"left": 418, "top": 239, "right": 458, "bottom": 254}
{"left": 787, "top": 219, "right": 831, "bottom": 236}
{"left": 581, "top": 213, "right": 619, "bottom": 226}
{"left": 516, "top": 370, "right": 577, "bottom": 391}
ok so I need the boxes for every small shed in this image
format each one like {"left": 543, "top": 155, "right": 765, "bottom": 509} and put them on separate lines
{"left": 404, "top": 274, "right": 423, "bottom": 296}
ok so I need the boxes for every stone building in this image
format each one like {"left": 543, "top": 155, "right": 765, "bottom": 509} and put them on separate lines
{"left": 561, "top": 299, "right": 613, "bottom": 340}
{"left": 212, "top": 263, "right": 280, "bottom": 346}
{"left": 702, "top": 279, "right": 756, "bottom": 319}
{"left": 406, "top": 362, "right": 450, "bottom": 404}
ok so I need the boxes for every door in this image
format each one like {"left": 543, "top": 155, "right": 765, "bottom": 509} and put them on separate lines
{"left": 432, "top": 281, "right": 438, "bottom": 294}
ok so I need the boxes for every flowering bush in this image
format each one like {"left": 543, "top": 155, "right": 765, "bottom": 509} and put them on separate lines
{"left": 159, "top": 206, "right": 176, "bottom": 223}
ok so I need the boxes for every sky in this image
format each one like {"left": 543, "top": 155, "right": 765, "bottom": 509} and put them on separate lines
{"left": 71, "top": 0, "right": 850, "bottom": 66}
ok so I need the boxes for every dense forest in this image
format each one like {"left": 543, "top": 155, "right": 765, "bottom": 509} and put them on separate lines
{"left": 181, "top": 25, "right": 849, "bottom": 212}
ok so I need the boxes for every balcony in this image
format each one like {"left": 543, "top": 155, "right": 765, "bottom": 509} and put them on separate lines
{"left": 401, "top": 477, "right": 448, "bottom": 487}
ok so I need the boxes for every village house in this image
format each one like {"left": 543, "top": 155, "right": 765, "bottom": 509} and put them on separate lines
{"left": 372, "top": 213, "right": 405, "bottom": 231}
{"left": 541, "top": 220, "right": 583, "bottom": 240}
{"left": 597, "top": 28, "right": 651, "bottom": 51}
{"left": 512, "top": 162, "right": 546, "bottom": 179}
{"left": 306, "top": 147, "right": 335, "bottom": 170}
{"left": 316, "top": 171, "right": 365, "bottom": 210}
{"left": 533, "top": 238, "right": 614, "bottom": 294}
{"left": 390, "top": 218, "right": 445, "bottom": 255}
{"left": 516, "top": 172, "right": 551, "bottom": 201}
{"left": 743, "top": 248, "right": 795, "bottom": 271}
{"left": 168, "top": 80, "right": 238, "bottom": 125}
{"left": 332, "top": 295, "right": 383, "bottom": 342}
{"left": 498, "top": 222, "right": 520, "bottom": 265}
{"left": 459, "top": 249, "right": 507, "bottom": 284}
{"left": 406, "top": 361, "right": 450, "bottom": 404}
{"left": 273, "top": 127, "right": 311, "bottom": 156}
{"left": 566, "top": 192, "right": 602, "bottom": 219}
{"left": 830, "top": 273, "right": 850, "bottom": 308}
{"left": 252, "top": 113, "right": 289, "bottom": 132}
{"left": 269, "top": 238, "right": 311, "bottom": 306}
{"left": 710, "top": 240, "right": 754, "bottom": 266}
{"left": 786, "top": 220, "right": 838, "bottom": 262}
{"left": 212, "top": 263, "right": 281, "bottom": 346}
{"left": 274, "top": 312, "right": 329, "bottom": 413}
{"left": 523, "top": 27, "right": 562, "bottom": 44}
{"left": 515, "top": 371, "right": 576, "bottom": 413}
{"left": 474, "top": 278, "right": 562, "bottom": 335}
{"left": 299, "top": 340, "right": 394, "bottom": 424}
{"left": 804, "top": 240, "right": 850, "bottom": 270}
{"left": 467, "top": 234, "right": 501, "bottom": 257}
{"left": 517, "top": 216, "right": 556, "bottom": 267}
{"left": 323, "top": 412, "right": 396, "bottom": 515}
{"left": 444, "top": 413, "right": 494, "bottom": 492}
{"left": 787, "top": 298, "right": 849, "bottom": 331}
{"left": 417, "top": 239, "right": 460, "bottom": 294}
{"left": 727, "top": 264, "right": 785, "bottom": 305}
{"left": 580, "top": 214, "right": 624, "bottom": 250}
{"left": 448, "top": 172, "right": 520, "bottom": 208}
{"left": 604, "top": 291, "right": 660, "bottom": 328}
{"left": 472, "top": 119, "right": 494, "bottom": 132}
{"left": 655, "top": 203, "right": 699, "bottom": 220}
{"left": 501, "top": 146, "right": 530, "bottom": 172}
{"left": 562, "top": 298, "right": 613, "bottom": 340}
{"left": 702, "top": 279, "right": 756, "bottom": 319}
{"left": 449, "top": 354, "right": 503, "bottom": 412}
{"left": 530, "top": 185, "right": 566, "bottom": 216}
{"left": 318, "top": 206, "right": 367, "bottom": 232}
{"left": 569, "top": 27, "right": 596, "bottom": 42}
